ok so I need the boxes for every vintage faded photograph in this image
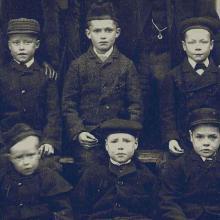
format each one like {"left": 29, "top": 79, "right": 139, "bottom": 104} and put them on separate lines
{"left": 0, "top": 0, "right": 220, "bottom": 219}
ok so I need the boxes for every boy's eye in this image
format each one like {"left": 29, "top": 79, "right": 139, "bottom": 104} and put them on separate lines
{"left": 195, "top": 135, "right": 203, "bottom": 139}
{"left": 93, "top": 29, "right": 101, "bottom": 33}
{"left": 200, "top": 40, "right": 209, "bottom": 44}
{"left": 123, "top": 139, "right": 131, "bottom": 143}
{"left": 209, "top": 135, "right": 218, "bottom": 140}
{"left": 110, "top": 139, "right": 118, "bottom": 143}
{"left": 105, "top": 28, "right": 113, "bottom": 33}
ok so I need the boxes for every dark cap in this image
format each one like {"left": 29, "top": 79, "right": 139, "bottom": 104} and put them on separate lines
{"left": 188, "top": 108, "right": 220, "bottom": 129}
{"left": 100, "top": 119, "right": 142, "bottom": 137}
{"left": 7, "top": 18, "right": 40, "bottom": 35}
{"left": 86, "top": 1, "right": 118, "bottom": 23}
{"left": 179, "top": 16, "right": 220, "bottom": 38}
{"left": 2, "top": 123, "right": 40, "bottom": 151}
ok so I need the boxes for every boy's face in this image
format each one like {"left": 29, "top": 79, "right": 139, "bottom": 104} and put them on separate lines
{"left": 190, "top": 124, "right": 220, "bottom": 158}
{"left": 9, "top": 136, "right": 40, "bottom": 176}
{"left": 86, "top": 19, "right": 120, "bottom": 54}
{"left": 105, "top": 133, "right": 138, "bottom": 164}
{"left": 8, "top": 33, "right": 40, "bottom": 63}
{"left": 182, "top": 28, "right": 213, "bottom": 63}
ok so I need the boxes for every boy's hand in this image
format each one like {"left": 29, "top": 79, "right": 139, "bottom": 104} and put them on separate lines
{"left": 78, "top": 132, "right": 98, "bottom": 148}
{"left": 43, "top": 62, "right": 58, "bottom": 80}
{"left": 169, "top": 140, "right": 184, "bottom": 155}
{"left": 39, "top": 144, "right": 55, "bottom": 156}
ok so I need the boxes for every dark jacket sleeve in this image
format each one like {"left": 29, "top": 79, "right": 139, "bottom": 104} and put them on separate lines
{"left": 126, "top": 61, "right": 143, "bottom": 122}
{"left": 159, "top": 72, "right": 179, "bottom": 144}
{"left": 159, "top": 159, "right": 187, "bottom": 220}
{"left": 62, "top": 60, "right": 86, "bottom": 141}
{"left": 41, "top": 168, "right": 74, "bottom": 220}
{"left": 71, "top": 168, "right": 101, "bottom": 220}
{"left": 42, "top": 79, "right": 61, "bottom": 152}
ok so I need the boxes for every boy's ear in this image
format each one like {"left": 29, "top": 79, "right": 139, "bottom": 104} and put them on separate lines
{"left": 86, "top": 29, "right": 91, "bottom": 39}
{"left": 189, "top": 130, "right": 193, "bottom": 142}
{"left": 210, "top": 39, "right": 214, "bottom": 51}
{"left": 182, "top": 40, "right": 186, "bottom": 51}
{"left": 105, "top": 139, "right": 109, "bottom": 151}
{"left": 134, "top": 138, "right": 138, "bottom": 150}
{"left": 35, "top": 40, "right": 40, "bottom": 49}
{"left": 115, "top": 27, "right": 121, "bottom": 38}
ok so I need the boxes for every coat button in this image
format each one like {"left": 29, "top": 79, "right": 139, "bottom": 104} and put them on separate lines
{"left": 105, "top": 105, "right": 110, "bottom": 110}
{"left": 115, "top": 202, "right": 121, "bottom": 208}
{"left": 117, "top": 180, "right": 123, "bottom": 185}
{"left": 18, "top": 182, "right": 22, "bottom": 186}
{"left": 21, "top": 89, "right": 26, "bottom": 94}
{"left": 23, "top": 108, "right": 26, "bottom": 113}
{"left": 19, "top": 203, "right": 23, "bottom": 207}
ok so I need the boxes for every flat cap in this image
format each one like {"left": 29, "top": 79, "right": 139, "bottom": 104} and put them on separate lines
{"left": 188, "top": 108, "right": 220, "bottom": 129}
{"left": 2, "top": 123, "right": 40, "bottom": 151}
{"left": 87, "top": 1, "right": 118, "bottom": 23}
{"left": 179, "top": 16, "right": 220, "bottom": 37}
{"left": 100, "top": 119, "right": 142, "bottom": 137}
{"left": 7, "top": 18, "right": 40, "bottom": 35}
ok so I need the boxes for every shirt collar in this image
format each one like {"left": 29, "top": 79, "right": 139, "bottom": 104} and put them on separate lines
{"left": 93, "top": 46, "right": 114, "bottom": 62}
{"left": 14, "top": 57, "right": 35, "bottom": 68}
{"left": 110, "top": 158, "right": 131, "bottom": 166}
{"left": 188, "top": 57, "right": 209, "bottom": 69}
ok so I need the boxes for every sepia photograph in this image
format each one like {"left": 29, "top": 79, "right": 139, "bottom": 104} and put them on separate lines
{"left": 0, "top": 0, "right": 220, "bottom": 219}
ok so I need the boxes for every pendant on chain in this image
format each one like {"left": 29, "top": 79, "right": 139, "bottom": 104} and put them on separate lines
{"left": 157, "top": 33, "right": 163, "bottom": 40}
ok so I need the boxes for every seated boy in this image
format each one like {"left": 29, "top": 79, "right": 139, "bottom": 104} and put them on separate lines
{"left": 159, "top": 108, "right": 220, "bottom": 219}
{"left": 62, "top": 2, "right": 142, "bottom": 174}
{"left": 73, "top": 118, "right": 157, "bottom": 220}
{"left": 0, "top": 123, "right": 73, "bottom": 220}
{"left": 0, "top": 18, "right": 61, "bottom": 155}
{"left": 160, "top": 17, "right": 220, "bottom": 156}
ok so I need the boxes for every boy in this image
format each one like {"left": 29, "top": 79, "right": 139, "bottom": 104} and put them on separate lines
{"left": 0, "top": 18, "right": 61, "bottom": 155}
{"left": 159, "top": 107, "right": 220, "bottom": 219}
{"left": 160, "top": 17, "right": 220, "bottom": 155}
{"left": 0, "top": 123, "right": 73, "bottom": 220}
{"left": 62, "top": 2, "right": 142, "bottom": 173}
{"left": 73, "top": 118, "right": 157, "bottom": 220}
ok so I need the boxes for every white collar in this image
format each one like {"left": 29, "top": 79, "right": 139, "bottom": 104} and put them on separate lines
{"left": 93, "top": 46, "right": 114, "bottom": 62}
{"left": 188, "top": 57, "right": 209, "bottom": 69}
{"left": 110, "top": 158, "right": 131, "bottom": 166}
{"left": 14, "top": 57, "right": 35, "bottom": 68}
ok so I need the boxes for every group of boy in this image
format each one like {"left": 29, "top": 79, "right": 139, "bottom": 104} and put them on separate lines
{"left": 1, "top": 1, "right": 220, "bottom": 219}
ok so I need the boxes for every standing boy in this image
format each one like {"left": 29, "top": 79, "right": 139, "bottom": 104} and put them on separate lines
{"left": 62, "top": 2, "right": 142, "bottom": 173}
{"left": 73, "top": 119, "right": 157, "bottom": 220}
{"left": 0, "top": 123, "right": 73, "bottom": 220}
{"left": 0, "top": 18, "right": 61, "bottom": 155}
{"left": 160, "top": 17, "right": 220, "bottom": 155}
{"left": 159, "top": 108, "right": 220, "bottom": 219}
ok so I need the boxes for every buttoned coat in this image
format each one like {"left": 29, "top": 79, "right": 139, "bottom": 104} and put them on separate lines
{"left": 160, "top": 59, "right": 220, "bottom": 147}
{"left": 0, "top": 61, "right": 61, "bottom": 150}
{"left": 159, "top": 150, "right": 220, "bottom": 219}
{"left": 73, "top": 160, "right": 157, "bottom": 219}
{"left": 0, "top": 162, "right": 73, "bottom": 220}
{"left": 62, "top": 47, "right": 143, "bottom": 141}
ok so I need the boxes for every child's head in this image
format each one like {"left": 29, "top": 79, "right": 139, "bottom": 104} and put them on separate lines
{"left": 86, "top": 2, "right": 120, "bottom": 54}
{"left": 7, "top": 18, "right": 40, "bottom": 64}
{"left": 3, "top": 123, "right": 41, "bottom": 176}
{"left": 180, "top": 17, "right": 220, "bottom": 63}
{"left": 100, "top": 119, "right": 142, "bottom": 164}
{"left": 188, "top": 108, "right": 220, "bottom": 158}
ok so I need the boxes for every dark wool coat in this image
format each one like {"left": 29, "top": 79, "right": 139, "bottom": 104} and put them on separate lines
{"left": 160, "top": 59, "right": 220, "bottom": 147}
{"left": 0, "top": 61, "right": 61, "bottom": 150}
{"left": 159, "top": 150, "right": 220, "bottom": 220}
{"left": 62, "top": 47, "right": 143, "bottom": 141}
{"left": 73, "top": 160, "right": 157, "bottom": 220}
{"left": 0, "top": 163, "right": 74, "bottom": 220}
